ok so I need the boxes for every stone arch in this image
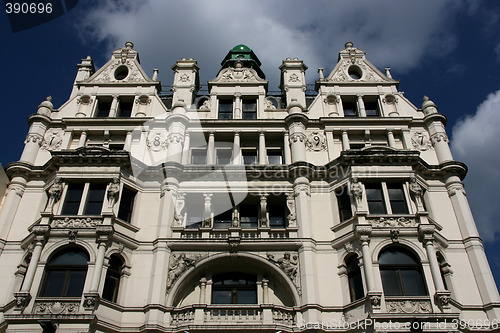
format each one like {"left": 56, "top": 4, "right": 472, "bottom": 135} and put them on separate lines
{"left": 41, "top": 239, "right": 96, "bottom": 263}
{"left": 166, "top": 252, "right": 300, "bottom": 307}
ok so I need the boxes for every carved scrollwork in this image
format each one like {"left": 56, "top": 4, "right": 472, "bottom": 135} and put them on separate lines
{"left": 41, "top": 128, "right": 64, "bottom": 151}
{"left": 430, "top": 133, "right": 449, "bottom": 145}
{"left": 51, "top": 217, "right": 100, "bottom": 228}
{"left": 168, "top": 133, "right": 184, "bottom": 145}
{"left": 24, "top": 133, "right": 43, "bottom": 146}
{"left": 447, "top": 184, "right": 466, "bottom": 197}
{"left": 371, "top": 217, "right": 416, "bottom": 228}
{"left": 386, "top": 300, "right": 432, "bottom": 313}
{"left": 288, "top": 73, "right": 300, "bottom": 82}
{"left": 411, "top": 132, "right": 432, "bottom": 151}
{"left": 146, "top": 131, "right": 168, "bottom": 151}
{"left": 306, "top": 131, "right": 327, "bottom": 151}
{"left": 267, "top": 252, "right": 299, "bottom": 284}
{"left": 179, "top": 73, "right": 190, "bottom": 82}
{"left": 33, "top": 301, "right": 79, "bottom": 315}
{"left": 289, "top": 132, "right": 306, "bottom": 144}
{"left": 166, "top": 253, "right": 204, "bottom": 292}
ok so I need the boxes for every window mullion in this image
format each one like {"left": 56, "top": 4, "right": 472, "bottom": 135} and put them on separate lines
{"left": 78, "top": 183, "right": 90, "bottom": 215}
{"left": 381, "top": 182, "right": 392, "bottom": 214}
{"left": 402, "top": 181, "right": 413, "bottom": 214}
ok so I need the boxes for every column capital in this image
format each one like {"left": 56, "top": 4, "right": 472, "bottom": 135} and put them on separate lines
{"left": 356, "top": 225, "right": 372, "bottom": 241}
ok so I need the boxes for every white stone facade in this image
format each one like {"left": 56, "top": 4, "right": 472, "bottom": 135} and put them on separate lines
{"left": 0, "top": 42, "right": 499, "bottom": 332}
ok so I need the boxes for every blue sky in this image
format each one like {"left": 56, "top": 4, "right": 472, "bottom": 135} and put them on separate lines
{"left": 2, "top": 0, "right": 500, "bottom": 286}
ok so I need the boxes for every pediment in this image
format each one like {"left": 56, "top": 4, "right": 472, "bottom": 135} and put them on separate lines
{"left": 210, "top": 67, "right": 267, "bottom": 84}
{"left": 82, "top": 45, "right": 155, "bottom": 85}
{"left": 325, "top": 44, "right": 397, "bottom": 84}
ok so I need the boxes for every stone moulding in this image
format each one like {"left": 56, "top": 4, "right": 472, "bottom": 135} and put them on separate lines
{"left": 369, "top": 216, "right": 417, "bottom": 228}
{"left": 386, "top": 299, "right": 432, "bottom": 313}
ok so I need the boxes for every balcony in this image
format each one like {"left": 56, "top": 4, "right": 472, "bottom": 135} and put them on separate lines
{"left": 178, "top": 227, "right": 296, "bottom": 239}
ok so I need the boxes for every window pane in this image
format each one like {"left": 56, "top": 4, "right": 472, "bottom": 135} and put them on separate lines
{"left": 84, "top": 184, "right": 106, "bottom": 215}
{"left": 239, "top": 205, "right": 258, "bottom": 227}
{"left": 216, "top": 149, "right": 232, "bottom": 165}
{"left": 41, "top": 270, "right": 65, "bottom": 297}
{"left": 102, "top": 275, "right": 119, "bottom": 302}
{"left": 380, "top": 270, "right": 402, "bottom": 296}
{"left": 96, "top": 100, "right": 111, "bottom": 118}
{"left": 118, "top": 100, "right": 133, "bottom": 117}
{"left": 365, "top": 183, "right": 386, "bottom": 214}
{"left": 242, "top": 150, "right": 257, "bottom": 165}
{"left": 343, "top": 101, "right": 357, "bottom": 116}
{"left": 242, "top": 99, "right": 257, "bottom": 119}
{"left": 61, "top": 183, "right": 84, "bottom": 215}
{"left": 401, "top": 269, "right": 427, "bottom": 296}
{"left": 365, "top": 101, "right": 380, "bottom": 116}
{"left": 346, "top": 256, "right": 364, "bottom": 301}
{"left": 214, "top": 210, "right": 233, "bottom": 228}
{"left": 118, "top": 187, "right": 136, "bottom": 223}
{"left": 65, "top": 270, "right": 87, "bottom": 297}
{"left": 237, "top": 289, "right": 257, "bottom": 304}
{"left": 267, "top": 150, "right": 283, "bottom": 164}
{"left": 212, "top": 290, "right": 232, "bottom": 304}
{"left": 387, "top": 183, "right": 408, "bottom": 214}
{"left": 51, "top": 249, "right": 89, "bottom": 266}
{"left": 268, "top": 204, "right": 286, "bottom": 228}
{"left": 191, "top": 149, "right": 207, "bottom": 165}
{"left": 379, "top": 249, "right": 418, "bottom": 265}
{"left": 336, "top": 187, "right": 352, "bottom": 222}
{"left": 218, "top": 99, "right": 233, "bottom": 119}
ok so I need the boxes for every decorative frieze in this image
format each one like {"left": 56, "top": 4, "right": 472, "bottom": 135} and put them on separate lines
{"left": 370, "top": 216, "right": 417, "bottom": 228}
{"left": 51, "top": 217, "right": 101, "bottom": 228}
{"left": 33, "top": 301, "right": 80, "bottom": 315}
{"left": 386, "top": 299, "right": 432, "bottom": 313}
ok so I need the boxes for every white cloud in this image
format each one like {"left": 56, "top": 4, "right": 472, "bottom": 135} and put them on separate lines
{"left": 76, "top": 0, "right": 469, "bottom": 88}
{"left": 451, "top": 89, "right": 500, "bottom": 242}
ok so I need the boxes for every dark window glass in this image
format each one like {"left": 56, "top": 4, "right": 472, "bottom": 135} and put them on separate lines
{"left": 191, "top": 149, "right": 207, "bottom": 165}
{"left": 216, "top": 149, "right": 232, "bottom": 165}
{"left": 365, "top": 183, "right": 386, "bottom": 214}
{"left": 335, "top": 187, "right": 352, "bottom": 222}
{"left": 214, "top": 209, "right": 233, "bottom": 229}
{"left": 109, "top": 143, "right": 125, "bottom": 150}
{"left": 349, "top": 143, "right": 365, "bottom": 149}
{"left": 379, "top": 247, "right": 427, "bottom": 296}
{"left": 343, "top": 101, "right": 357, "bottom": 117}
{"left": 268, "top": 204, "right": 286, "bottom": 228}
{"left": 96, "top": 100, "right": 112, "bottom": 118}
{"left": 346, "top": 256, "right": 364, "bottom": 301}
{"left": 117, "top": 99, "right": 133, "bottom": 117}
{"left": 218, "top": 99, "right": 233, "bottom": 119}
{"left": 267, "top": 149, "right": 283, "bottom": 164}
{"left": 185, "top": 195, "right": 204, "bottom": 228}
{"left": 84, "top": 183, "right": 106, "bottom": 215}
{"left": 437, "top": 253, "right": 449, "bottom": 290}
{"left": 212, "top": 273, "right": 257, "bottom": 304}
{"left": 61, "top": 183, "right": 84, "bottom": 215}
{"left": 242, "top": 99, "right": 257, "bottom": 119}
{"left": 365, "top": 101, "right": 380, "bottom": 116}
{"left": 239, "top": 204, "right": 258, "bottom": 228}
{"left": 117, "top": 187, "right": 136, "bottom": 223}
{"left": 102, "top": 255, "right": 124, "bottom": 303}
{"left": 387, "top": 183, "right": 408, "bottom": 214}
{"left": 242, "top": 150, "right": 257, "bottom": 165}
{"left": 40, "top": 248, "right": 89, "bottom": 297}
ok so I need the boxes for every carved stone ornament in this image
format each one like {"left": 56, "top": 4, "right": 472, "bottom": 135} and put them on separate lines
{"left": 24, "top": 133, "right": 43, "bottom": 146}
{"left": 135, "top": 94, "right": 151, "bottom": 105}
{"left": 33, "top": 301, "right": 79, "bottom": 315}
{"left": 293, "top": 183, "right": 311, "bottom": 197}
{"left": 166, "top": 253, "right": 204, "bottom": 291}
{"left": 146, "top": 131, "right": 168, "bottom": 152}
{"left": 107, "top": 177, "right": 120, "bottom": 206}
{"left": 370, "top": 295, "right": 381, "bottom": 307}
{"left": 77, "top": 94, "right": 93, "bottom": 105}
{"left": 371, "top": 216, "right": 416, "bottom": 228}
{"left": 288, "top": 73, "right": 300, "bottom": 82}
{"left": 447, "top": 184, "right": 466, "bottom": 197}
{"left": 51, "top": 217, "right": 100, "bottom": 228}
{"left": 436, "top": 291, "right": 452, "bottom": 308}
{"left": 286, "top": 193, "right": 297, "bottom": 227}
{"left": 214, "top": 67, "right": 265, "bottom": 83}
{"left": 267, "top": 252, "right": 299, "bottom": 282}
{"left": 390, "top": 229, "right": 400, "bottom": 242}
{"left": 14, "top": 292, "right": 31, "bottom": 308}
{"left": 386, "top": 300, "right": 432, "bottom": 313}
{"left": 264, "top": 98, "right": 276, "bottom": 110}
{"left": 411, "top": 131, "right": 432, "bottom": 151}
{"left": 48, "top": 178, "right": 63, "bottom": 204}
{"left": 430, "top": 132, "right": 449, "bottom": 145}
{"left": 83, "top": 292, "right": 99, "bottom": 309}
{"left": 42, "top": 128, "right": 64, "bottom": 151}
{"left": 350, "top": 179, "right": 363, "bottom": 204}
{"left": 306, "top": 131, "right": 327, "bottom": 151}
{"left": 198, "top": 99, "right": 211, "bottom": 111}
{"left": 289, "top": 133, "right": 306, "bottom": 144}
{"left": 168, "top": 133, "right": 184, "bottom": 145}
{"left": 179, "top": 73, "right": 190, "bottom": 82}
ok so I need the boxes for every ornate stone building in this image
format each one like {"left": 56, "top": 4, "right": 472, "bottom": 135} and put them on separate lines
{"left": 0, "top": 42, "right": 499, "bottom": 332}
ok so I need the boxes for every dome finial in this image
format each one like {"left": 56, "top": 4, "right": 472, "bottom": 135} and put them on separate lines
{"left": 345, "top": 42, "right": 354, "bottom": 49}
{"left": 125, "top": 41, "right": 134, "bottom": 49}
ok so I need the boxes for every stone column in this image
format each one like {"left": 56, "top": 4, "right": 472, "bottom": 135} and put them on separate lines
{"left": 108, "top": 95, "right": 119, "bottom": 117}
{"left": 357, "top": 95, "right": 366, "bottom": 117}
{"left": 259, "top": 132, "right": 267, "bottom": 165}
{"left": 285, "top": 105, "right": 308, "bottom": 163}
{"left": 199, "top": 277, "right": 207, "bottom": 304}
{"left": 202, "top": 193, "right": 213, "bottom": 228}
{"left": 206, "top": 132, "right": 215, "bottom": 164}
{"left": 259, "top": 194, "right": 268, "bottom": 228}
{"left": 262, "top": 278, "right": 269, "bottom": 304}
{"left": 422, "top": 97, "right": 453, "bottom": 163}
{"left": 124, "top": 131, "right": 132, "bottom": 151}
{"left": 386, "top": 129, "right": 396, "bottom": 148}
{"left": 181, "top": 131, "right": 191, "bottom": 165}
{"left": 166, "top": 101, "right": 189, "bottom": 164}
{"left": 0, "top": 177, "right": 28, "bottom": 240}
{"left": 356, "top": 225, "right": 381, "bottom": 308}
{"left": 283, "top": 132, "right": 292, "bottom": 164}
{"left": 15, "top": 226, "right": 49, "bottom": 308}
{"left": 232, "top": 132, "right": 242, "bottom": 165}
{"left": 341, "top": 130, "right": 350, "bottom": 150}
{"left": 234, "top": 93, "right": 242, "bottom": 119}
{"left": 78, "top": 131, "right": 88, "bottom": 148}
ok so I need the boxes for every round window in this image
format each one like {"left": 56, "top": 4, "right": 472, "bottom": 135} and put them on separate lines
{"left": 348, "top": 66, "right": 362, "bottom": 80}
{"left": 114, "top": 66, "right": 129, "bottom": 80}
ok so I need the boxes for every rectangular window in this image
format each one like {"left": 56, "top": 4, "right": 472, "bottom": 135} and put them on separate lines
{"left": 96, "top": 99, "right": 112, "bottom": 118}
{"left": 117, "top": 98, "right": 134, "bottom": 117}
{"left": 343, "top": 101, "right": 358, "bottom": 117}
{"left": 117, "top": 187, "right": 137, "bottom": 223}
{"left": 83, "top": 183, "right": 106, "bottom": 215}
{"left": 216, "top": 148, "right": 232, "bottom": 165}
{"left": 335, "top": 187, "right": 352, "bottom": 222}
{"left": 365, "top": 183, "right": 386, "bottom": 214}
{"left": 239, "top": 204, "right": 258, "bottom": 228}
{"left": 191, "top": 148, "right": 207, "bottom": 165}
{"left": 185, "top": 194, "right": 204, "bottom": 228}
{"left": 242, "top": 149, "right": 257, "bottom": 165}
{"left": 268, "top": 204, "right": 286, "bottom": 228}
{"left": 214, "top": 209, "right": 233, "bottom": 229}
{"left": 109, "top": 143, "right": 125, "bottom": 150}
{"left": 61, "top": 183, "right": 84, "bottom": 215}
{"left": 218, "top": 99, "right": 234, "bottom": 119}
{"left": 365, "top": 101, "right": 380, "bottom": 116}
{"left": 387, "top": 183, "right": 409, "bottom": 214}
{"left": 267, "top": 149, "right": 283, "bottom": 164}
{"left": 242, "top": 99, "right": 257, "bottom": 119}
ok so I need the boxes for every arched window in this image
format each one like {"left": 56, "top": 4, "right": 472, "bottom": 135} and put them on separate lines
{"left": 379, "top": 247, "right": 427, "bottom": 296}
{"left": 102, "top": 254, "right": 125, "bottom": 303}
{"left": 40, "top": 247, "right": 89, "bottom": 297}
{"left": 212, "top": 273, "right": 257, "bottom": 304}
{"left": 346, "top": 255, "right": 364, "bottom": 301}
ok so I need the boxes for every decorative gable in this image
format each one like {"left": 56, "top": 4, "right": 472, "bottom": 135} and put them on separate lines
{"left": 81, "top": 42, "right": 158, "bottom": 85}
{"left": 325, "top": 42, "right": 397, "bottom": 84}
{"left": 209, "top": 67, "right": 267, "bottom": 85}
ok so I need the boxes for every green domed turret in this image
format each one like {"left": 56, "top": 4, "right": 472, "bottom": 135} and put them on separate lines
{"left": 220, "top": 44, "right": 265, "bottom": 79}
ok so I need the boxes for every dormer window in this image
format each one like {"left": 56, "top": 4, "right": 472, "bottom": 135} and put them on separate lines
{"left": 218, "top": 99, "right": 233, "bottom": 119}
